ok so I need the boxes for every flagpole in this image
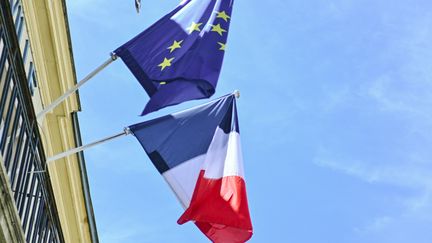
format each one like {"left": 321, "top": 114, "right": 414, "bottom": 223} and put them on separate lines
{"left": 46, "top": 90, "right": 240, "bottom": 164}
{"left": 37, "top": 54, "right": 118, "bottom": 119}
{"left": 46, "top": 127, "right": 130, "bottom": 164}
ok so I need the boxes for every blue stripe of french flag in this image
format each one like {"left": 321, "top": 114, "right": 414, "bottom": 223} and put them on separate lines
{"left": 129, "top": 94, "right": 253, "bottom": 242}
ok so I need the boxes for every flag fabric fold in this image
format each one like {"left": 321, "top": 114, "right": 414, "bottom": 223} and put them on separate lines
{"left": 115, "top": 0, "right": 234, "bottom": 115}
{"left": 129, "top": 94, "right": 252, "bottom": 242}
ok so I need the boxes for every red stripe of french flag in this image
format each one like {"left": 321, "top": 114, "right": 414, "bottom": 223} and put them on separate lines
{"left": 177, "top": 127, "right": 253, "bottom": 242}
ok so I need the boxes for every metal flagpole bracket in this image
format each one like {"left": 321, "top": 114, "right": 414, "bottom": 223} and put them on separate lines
{"left": 124, "top": 127, "right": 132, "bottom": 135}
{"left": 233, "top": 90, "right": 240, "bottom": 99}
{"left": 110, "top": 52, "right": 118, "bottom": 61}
{"left": 36, "top": 53, "right": 118, "bottom": 119}
{"left": 135, "top": 0, "right": 142, "bottom": 13}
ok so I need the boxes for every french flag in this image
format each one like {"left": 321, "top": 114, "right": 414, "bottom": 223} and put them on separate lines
{"left": 129, "top": 94, "right": 253, "bottom": 242}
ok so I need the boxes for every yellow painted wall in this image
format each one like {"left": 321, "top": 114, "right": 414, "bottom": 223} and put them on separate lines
{"left": 21, "top": 1, "right": 93, "bottom": 242}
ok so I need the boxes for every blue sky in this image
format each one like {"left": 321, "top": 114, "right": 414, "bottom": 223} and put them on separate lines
{"left": 66, "top": 0, "right": 432, "bottom": 242}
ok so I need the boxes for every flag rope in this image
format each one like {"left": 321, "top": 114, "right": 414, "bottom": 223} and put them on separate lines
{"left": 46, "top": 127, "right": 130, "bottom": 164}
{"left": 37, "top": 54, "right": 117, "bottom": 119}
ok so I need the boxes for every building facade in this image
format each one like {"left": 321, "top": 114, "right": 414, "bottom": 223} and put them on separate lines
{"left": 0, "top": 0, "right": 97, "bottom": 242}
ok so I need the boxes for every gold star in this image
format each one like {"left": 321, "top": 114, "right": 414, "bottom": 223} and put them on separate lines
{"left": 167, "top": 40, "right": 183, "bottom": 53}
{"left": 216, "top": 11, "right": 230, "bottom": 22}
{"left": 186, "top": 22, "right": 202, "bottom": 34}
{"left": 211, "top": 24, "right": 227, "bottom": 36}
{"left": 217, "top": 42, "right": 226, "bottom": 51}
{"left": 158, "top": 57, "right": 175, "bottom": 71}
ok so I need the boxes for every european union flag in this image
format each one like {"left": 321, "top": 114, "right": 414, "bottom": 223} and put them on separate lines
{"left": 114, "top": 0, "right": 234, "bottom": 115}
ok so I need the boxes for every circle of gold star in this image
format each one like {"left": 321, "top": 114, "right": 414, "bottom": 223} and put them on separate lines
{"left": 211, "top": 24, "right": 227, "bottom": 36}
{"left": 217, "top": 42, "right": 226, "bottom": 51}
{"left": 167, "top": 40, "right": 183, "bottom": 53}
{"left": 186, "top": 22, "right": 203, "bottom": 34}
{"left": 216, "top": 11, "right": 230, "bottom": 22}
{"left": 158, "top": 57, "right": 175, "bottom": 71}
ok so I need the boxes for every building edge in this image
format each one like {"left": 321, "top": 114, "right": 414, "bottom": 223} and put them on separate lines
{"left": 71, "top": 112, "right": 99, "bottom": 243}
{"left": 61, "top": 1, "right": 98, "bottom": 242}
